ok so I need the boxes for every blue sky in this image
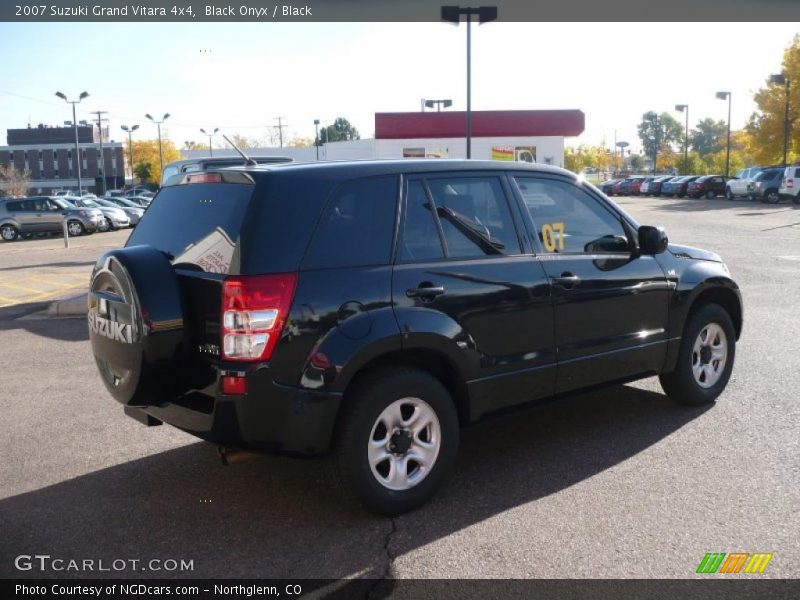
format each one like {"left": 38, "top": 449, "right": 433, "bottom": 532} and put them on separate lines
{"left": 1, "top": 22, "right": 797, "bottom": 151}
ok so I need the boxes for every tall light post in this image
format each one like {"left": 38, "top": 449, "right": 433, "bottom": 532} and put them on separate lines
{"left": 675, "top": 104, "right": 689, "bottom": 174}
{"left": 145, "top": 112, "right": 170, "bottom": 176}
{"left": 120, "top": 124, "right": 139, "bottom": 193}
{"left": 424, "top": 99, "right": 453, "bottom": 112}
{"left": 441, "top": 5, "right": 497, "bottom": 159}
{"left": 645, "top": 112, "right": 659, "bottom": 174}
{"left": 55, "top": 91, "right": 89, "bottom": 193}
{"left": 716, "top": 91, "right": 732, "bottom": 177}
{"left": 770, "top": 73, "right": 790, "bottom": 168}
{"left": 200, "top": 127, "right": 218, "bottom": 157}
{"left": 313, "top": 119, "right": 320, "bottom": 160}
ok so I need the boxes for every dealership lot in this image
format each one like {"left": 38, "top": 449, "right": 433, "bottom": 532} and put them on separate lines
{"left": 0, "top": 196, "right": 798, "bottom": 579}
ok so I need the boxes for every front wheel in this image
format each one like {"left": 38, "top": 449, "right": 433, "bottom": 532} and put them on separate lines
{"left": 327, "top": 367, "right": 459, "bottom": 515}
{"left": 67, "top": 220, "right": 85, "bottom": 236}
{"left": 1, "top": 224, "right": 19, "bottom": 241}
{"left": 660, "top": 303, "right": 736, "bottom": 406}
{"left": 765, "top": 190, "right": 780, "bottom": 204}
{"left": 725, "top": 187, "right": 734, "bottom": 201}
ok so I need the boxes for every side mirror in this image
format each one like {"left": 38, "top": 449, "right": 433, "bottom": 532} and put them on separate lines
{"left": 638, "top": 225, "right": 668, "bottom": 255}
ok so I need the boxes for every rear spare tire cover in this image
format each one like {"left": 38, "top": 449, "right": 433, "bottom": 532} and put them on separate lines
{"left": 88, "top": 245, "right": 185, "bottom": 407}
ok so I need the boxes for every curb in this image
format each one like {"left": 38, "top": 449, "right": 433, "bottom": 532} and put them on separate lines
{"left": 47, "top": 292, "right": 88, "bottom": 317}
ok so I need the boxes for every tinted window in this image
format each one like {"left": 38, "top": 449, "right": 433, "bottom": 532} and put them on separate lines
{"left": 302, "top": 176, "right": 398, "bottom": 270}
{"left": 5, "top": 201, "right": 24, "bottom": 212}
{"left": 399, "top": 180, "right": 444, "bottom": 262}
{"left": 515, "top": 177, "right": 629, "bottom": 254}
{"left": 426, "top": 176, "right": 520, "bottom": 258}
{"left": 128, "top": 183, "right": 254, "bottom": 274}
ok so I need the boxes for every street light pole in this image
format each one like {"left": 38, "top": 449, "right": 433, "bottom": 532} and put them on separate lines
{"left": 716, "top": 91, "right": 732, "bottom": 177}
{"left": 441, "top": 5, "right": 497, "bottom": 159}
{"left": 200, "top": 127, "right": 219, "bottom": 158}
{"left": 313, "top": 119, "right": 320, "bottom": 160}
{"left": 55, "top": 91, "right": 89, "bottom": 193}
{"left": 145, "top": 112, "right": 170, "bottom": 177}
{"left": 675, "top": 104, "right": 689, "bottom": 174}
{"left": 121, "top": 124, "right": 139, "bottom": 194}
{"left": 771, "top": 74, "right": 790, "bottom": 167}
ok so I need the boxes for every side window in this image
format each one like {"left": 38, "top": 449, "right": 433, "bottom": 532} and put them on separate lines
{"left": 399, "top": 180, "right": 444, "bottom": 262}
{"left": 514, "top": 177, "right": 630, "bottom": 254}
{"left": 302, "top": 176, "right": 398, "bottom": 270}
{"left": 6, "top": 201, "right": 23, "bottom": 212}
{"left": 425, "top": 176, "right": 521, "bottom": 258}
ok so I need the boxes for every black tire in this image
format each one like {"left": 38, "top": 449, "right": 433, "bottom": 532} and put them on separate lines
{"left": 793, "top": 196, "right": 800, "bottom": 205}
{"left": 705, "top": 190, "right": 715, "bottom": 199}
{"left": 660, "top": 303, "right": 736, "bottom": 406}
{"left": 0, "top": 224, "right": 19, "bottom": 242}
{"left": 67, "top": 220, "right": 85, "bottom": 236}
{"left": 765, "top": 189, "right": 780, "bottom": 204}
{"left": 327, "top": 367, "right": 459, "bottom": 515}
{"left": 725, "top": 187, "right": 734, "bottom": 201}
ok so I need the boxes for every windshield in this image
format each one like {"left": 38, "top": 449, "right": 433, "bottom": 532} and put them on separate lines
{"left": 127, "top": 183, "right": 254, "bottom": 274}
{"left": 51, "top": 198, "right": 73, "bottom": 210}
{"left": 112, "top": 198, "right": 140, "bottom": 208}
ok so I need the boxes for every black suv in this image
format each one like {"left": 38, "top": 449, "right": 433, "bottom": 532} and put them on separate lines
{"left": 88, "top": 161, "right": 742, "bottom": 515}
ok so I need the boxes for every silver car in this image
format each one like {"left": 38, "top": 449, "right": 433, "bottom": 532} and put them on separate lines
{"left": 96, "top": 197, "right": 144, "bottom": 226}
{"left": 64, "top": 196, "right": 130, "bottom": 230}
{"left": 0, "top": 196, "right": 104, "bottom": 241}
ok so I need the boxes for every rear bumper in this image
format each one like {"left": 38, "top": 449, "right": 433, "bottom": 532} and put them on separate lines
{"left": 128, "top": 380, "right": 342, "bottom": 456}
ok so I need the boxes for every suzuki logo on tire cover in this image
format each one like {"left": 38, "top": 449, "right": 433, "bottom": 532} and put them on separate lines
{"left": 88, "top": 312, "right": 133, "bottom": 344}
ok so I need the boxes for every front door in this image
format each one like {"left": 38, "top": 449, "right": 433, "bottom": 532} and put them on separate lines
{"left": 510, "top": 174, "right": 671, "bottom": 394}
{"left": 392, "top": 173, "right": 555, "bottom": 420}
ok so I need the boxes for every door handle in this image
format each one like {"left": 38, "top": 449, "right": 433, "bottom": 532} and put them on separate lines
{"left": 552, "top": 272, "right": 581, "bottom": 288}
{"left": 406, "top": 285, "right": 445, "bottom": 299}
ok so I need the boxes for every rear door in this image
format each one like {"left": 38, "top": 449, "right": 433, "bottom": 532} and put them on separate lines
{"left": 392, "top": 172, "right": 555, "bottom": 419}
{"left": 510, "top": 173, "right": 670, "bottom": 394}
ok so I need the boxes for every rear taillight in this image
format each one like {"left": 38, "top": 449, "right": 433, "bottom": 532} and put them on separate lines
{"left": 186, "top": 173, "right": 223, "bottom": 184}
{"left": 221, "top": 274, "right": 297, "bottom": 362}
{"left": 788, "top": 179, "right": 794, "bottom": 188}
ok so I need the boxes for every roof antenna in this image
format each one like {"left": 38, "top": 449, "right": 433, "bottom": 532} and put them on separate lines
{"left": 222, "top": 134, "right": 257, "bottom": 166}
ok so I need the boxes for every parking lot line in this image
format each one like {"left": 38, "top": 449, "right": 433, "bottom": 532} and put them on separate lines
{"left": 0, "top": 281, "right": 51, "bottom": 294}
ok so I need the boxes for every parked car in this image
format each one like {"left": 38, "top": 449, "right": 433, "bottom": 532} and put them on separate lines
{"left": 124, "top": 189, "right": 154, "bottom": 199}
{"left": 749, "top": 168, "right": 784, "bottom": 203}
{"left": 726, "top": 167, "right": 765, "bottom": 200}
{"left": 88, "top": 160, "right": 742, "bottom": 514}
{"left": 660, "top": 176, "right": 685, "bottom": 197}
{"left": 0, "top": 196, "right": 103, "bottom": 241}
{"left": 612, "top": 178, "right": 635, "bottom": 195}
{"left": 600, "top": 178, "right": 621, "bottom": 195}
{"left": 638, "top": 177, "right": 656, "bottom": 196}
{"left": 647, "top": 176, "right": 676, "bottom": 197}
{"left": 628, "top": 177, "right": 649, "bottom": 196}
{"left": 125, "top": 195, "right": 153, "bottom": 208}
{"left": 687, "top": 175, "right": 727, "bottom": 199}
{"left": 160, "top": 156, "right": 294, "bottom": 186}
{"left": 778, "top": 165, "right": 800, "bottom": 204}
{"left": 66, "top": 196, "right": 130, "bottom": 230}
{"left": 95, "top": 197, "right": 144, "bottom": 226}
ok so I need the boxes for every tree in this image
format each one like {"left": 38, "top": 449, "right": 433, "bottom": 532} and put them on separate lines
{"left": 0, "top": 165, "right": 30, "bottom": 196}
{"left": 320, "top": 117, "right": 360, "bottom": 143}
{"left": 563, "top": 144, "right": 614, "bottom": 173}
{"left": 228, "top": 134, "right": 258, "bottom": 149}
{"left": 638, "top": 111, "right": 684, "bottom": 162}
{"left": 128, "top": 138, "right": 180, "bottom": 186}
{"left": 745, "top": 34, "right": 800, "bottom": 165}
{"left": 629, "top": 154, "right": 644, "bottom": 172}
{"left": 689, "top": 118, "right": 727, "bottom": 157}
{"left": 288, "top": 137, "right": 314, "bottom": 148}
{"left": 183, "top": 141, "right": 205, "bottom": 150}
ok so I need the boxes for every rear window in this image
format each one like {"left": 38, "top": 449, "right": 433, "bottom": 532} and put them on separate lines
{"left": 127, "top": 183, "right": 254, "bottom": 274}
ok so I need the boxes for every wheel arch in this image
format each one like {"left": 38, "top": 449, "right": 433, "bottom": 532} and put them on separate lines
{"left": 686, "top": 285, "right": 742, "bottom": 341}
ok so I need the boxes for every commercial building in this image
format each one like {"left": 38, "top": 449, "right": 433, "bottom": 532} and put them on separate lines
{"left": 182, "top": 109, "right": 585, "bottom": 166}
{"left": 0, "top": 123, "right": 125, "bottom": 195}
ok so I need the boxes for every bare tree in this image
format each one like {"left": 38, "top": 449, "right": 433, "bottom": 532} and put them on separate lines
{"left": 0, "top": 165, "right": 31, "bottom": 197}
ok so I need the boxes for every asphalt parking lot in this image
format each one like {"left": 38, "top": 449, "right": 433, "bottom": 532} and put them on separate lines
{"left": 0, "top": 229, "right": 130, "bottom": 312}
{"left": 0, "top": 195, "right": 798, "bottom": 581}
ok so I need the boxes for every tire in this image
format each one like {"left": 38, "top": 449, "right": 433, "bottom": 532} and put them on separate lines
{"left": 725, "top": 187, "right": 734, "bottom": 201}
{"left": 660, "top": 303, "right": 736, "bottom": 406}
{"left": 327, "top": 367, "right": 459, "bottom": 515}
{"left": 67, "top": 220, "right": 85, "bottom": 236}
{"left": 793, "top": 196, "right": 800, "bottom": 205}
{"left": 100, "top": 217, "right": 112, "bottom": 232}
{"left": 765, "top": 189, "right": 780, "bottom": 204}
{"left": 0, "top": 224, "right": 19, "bottom": 242}
{"left": 705, "top": 190, "right": 715, "bottom": 199}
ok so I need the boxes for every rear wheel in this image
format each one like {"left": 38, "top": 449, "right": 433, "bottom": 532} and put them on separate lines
{"left": 725, "top": 187, "right": 734, "bottom": 201}
{"left": 0, "top": 224, "right": 19, "bottom": 241}
{"left": 67, "top": 220, "right": 85, "bottom": 236}
{"left": 328, "top": 367, "right": 459, "bottom": 515}
{"left": 765, "top": 189, "right": 780, "bottom": 204}
{"left": 705, "top": 190, "right": 716, "bottom": 199}
{"left": 660, "top": 303, "right": 736, "bottom": 406}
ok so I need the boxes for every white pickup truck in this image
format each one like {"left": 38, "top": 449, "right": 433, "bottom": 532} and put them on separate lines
{"left": 726, "top": 167, "right": 764, "bottom": 199}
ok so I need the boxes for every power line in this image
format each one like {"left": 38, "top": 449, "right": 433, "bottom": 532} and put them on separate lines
{"left": 272, "top": 117, "right": 287, "bottom": 147}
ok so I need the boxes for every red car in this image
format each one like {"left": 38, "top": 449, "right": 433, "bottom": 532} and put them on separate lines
{"left": 687, "top": 175, "right": 727, "bottom": 199}
{"left": 628, "top": 177, "right": 646, "bottom": 196}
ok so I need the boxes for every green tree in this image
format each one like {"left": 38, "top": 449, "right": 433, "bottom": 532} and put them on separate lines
{"left": 129, "top": 138, "right": 180, "bottom": 186}
{"left": 677, "top": 151, "right": 708, "bottom": 176}
{"left": 745, "top": 34, "right": 800, "bottom": 165}
{"left": 638, "top": 112, "right": 684, "bottom": 162}
{"left": 629, "top": 154, "right": 644, "bottom": 172}
{"left": 320, "top": 117, "right": 360, "bottom": 143}
{"left": 689, "top": 118, "right": 727, "bottom": 156}
{"left": 564, "top": 144, "right": 614, "bottom": 174}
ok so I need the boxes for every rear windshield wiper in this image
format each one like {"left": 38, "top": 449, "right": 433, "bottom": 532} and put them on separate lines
{"left": 435, "top": 206, "right": 505, "bottom": 254}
